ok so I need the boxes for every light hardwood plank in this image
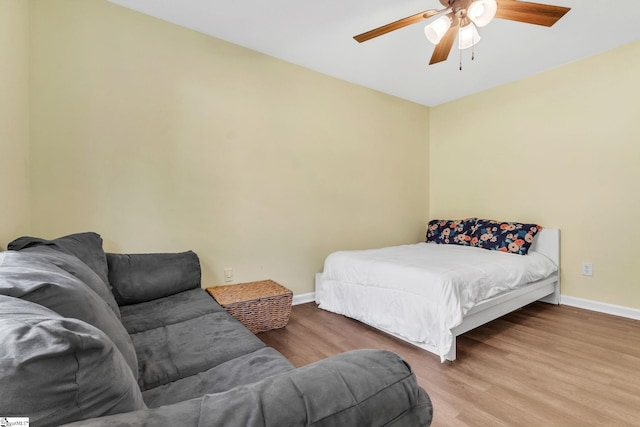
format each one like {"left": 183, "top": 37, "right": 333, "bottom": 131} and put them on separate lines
{"left": 259, "top": 302, "right": 640, "bottom": 426}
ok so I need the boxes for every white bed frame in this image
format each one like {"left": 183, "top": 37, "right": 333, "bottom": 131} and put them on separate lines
{"left": 318, "top": 229, "right": 561, "bottom": 362}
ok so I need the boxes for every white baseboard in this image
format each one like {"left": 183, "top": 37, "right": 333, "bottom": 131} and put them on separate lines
{"left": 561, "top": 295, "right": 640, "bottom": 321}
{"left": 293, "top": 292, "right": 316, "bottom": 306}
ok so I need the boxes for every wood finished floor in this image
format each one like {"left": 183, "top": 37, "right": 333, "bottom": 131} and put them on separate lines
{"left": 259, "top": 302, "right": 640, "bottom": 427}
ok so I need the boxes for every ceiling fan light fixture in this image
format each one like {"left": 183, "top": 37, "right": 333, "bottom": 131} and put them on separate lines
{"left": 458, "top": 22, "right": 481, "bottom": 49}
{"left": 424, "top": 15, "right": 452, "bottom": 45}
{"left": 467, "top": 0, "right": 497, "bottom": 27}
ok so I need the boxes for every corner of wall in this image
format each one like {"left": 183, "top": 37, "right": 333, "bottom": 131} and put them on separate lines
{"left": 0, "top": 0, "right": 31, "bottom": 245}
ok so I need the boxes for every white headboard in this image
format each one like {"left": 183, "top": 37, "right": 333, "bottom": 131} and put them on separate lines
{"left": 530, "top": 228, "right": 560, "bottom": 267}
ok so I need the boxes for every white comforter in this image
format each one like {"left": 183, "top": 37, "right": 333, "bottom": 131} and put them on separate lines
{"left": 316, "top": 243, "right": 558, "bottom": 361}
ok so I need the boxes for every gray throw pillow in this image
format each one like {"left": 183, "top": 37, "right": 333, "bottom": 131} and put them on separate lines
{"left": 0, "top": 251, "right": 138, "bottom": 378}
{"left": 8, "top": 232, "right": 110, "bottom": 289}
{"left": 0, "top": 295, "right": 146, "bottom": 426}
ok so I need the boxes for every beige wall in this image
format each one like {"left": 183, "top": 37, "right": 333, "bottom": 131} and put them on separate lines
{"left": 23, "top": 0, "right": 638, "bottom": 309}
{"left": 430, "top": 41, "right": 640, "bottom": 309}
{"left": 0, "top": 0, "right": 31, "bottom": 248}
{"left": 28, "top": 0, "right": 429, "bottom": 294}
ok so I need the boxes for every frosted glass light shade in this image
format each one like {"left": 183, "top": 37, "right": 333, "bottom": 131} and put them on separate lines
{"left": 458, "top": 23, "right": 481, "bottom": 49}
{"left": 468, "top": 0, "right": 497, "bottom": 27}
{"left": 424, "top": 15, "right": 452, "bottom": 45}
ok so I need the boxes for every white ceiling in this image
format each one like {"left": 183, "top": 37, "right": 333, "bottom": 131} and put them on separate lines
{"left": 109, "top": 0, "right": 640, "bottom": 106}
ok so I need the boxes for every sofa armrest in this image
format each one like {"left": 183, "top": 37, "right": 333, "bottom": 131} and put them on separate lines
{"left": 106, "top": 251, "right": 201, "bottom": 305}
{"left": 62, "top": 349, "right": 433, "bottom": 426}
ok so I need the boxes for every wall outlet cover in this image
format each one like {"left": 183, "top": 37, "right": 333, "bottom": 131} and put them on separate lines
{"left": 581, "top": 262, "right": 593, "bottom": 276}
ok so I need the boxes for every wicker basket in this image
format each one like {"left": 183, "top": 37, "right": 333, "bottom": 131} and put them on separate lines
{"left": 206, "top": 280, "right": 292, "bottom": 334}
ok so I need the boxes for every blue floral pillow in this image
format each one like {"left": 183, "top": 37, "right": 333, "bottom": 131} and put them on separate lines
{"left": 426, "top": 218, "right": 477, "bottom": 246}
{"left": 471, "top": 219, "right": 541, "bottom": 255}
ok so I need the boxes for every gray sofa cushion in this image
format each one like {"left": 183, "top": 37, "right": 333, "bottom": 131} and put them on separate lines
{"left": 106, "top": 251, "right": 201, "bottom": 305}
{"left": 8, "top": 232, "right": 110, "bottom": 289}
{"left": 0, "top": 251, "right": 138, "bottom": 377}
{"left": 62, "top": 350, "right": 432, "bottom": 427}
{"left": 119, "top": 288, "right": 225, "bottom": 334}
{"left": 0, "top": 296, "right": 146, "bottom": 426}
{"left": 142, "top": 347, "right": 295, "bottom": 408}
{"left": 20, "top": 246, "right": 120, "bottom": 318}
{"left": 132, "top": 311, "right": 266, "bottom": 390}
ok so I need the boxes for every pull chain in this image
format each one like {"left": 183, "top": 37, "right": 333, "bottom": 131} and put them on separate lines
{"left": 457, "top": 23, "right": 462, "bottom": 71}
{"left": 459, "top": 24, "right": 463, "bottom": 71}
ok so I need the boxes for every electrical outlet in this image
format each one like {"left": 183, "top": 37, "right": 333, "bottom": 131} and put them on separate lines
{"left": 581, "top": 262, "right": 593, "bottom": 276}
{"left": 223, "top": 268, "right": 233, "bottom": 283}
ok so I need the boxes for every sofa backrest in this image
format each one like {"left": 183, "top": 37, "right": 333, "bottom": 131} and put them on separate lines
{"left": 106, "top": 251, "right": 201, "bottom": 305}
{"left": 8, "top": 232, "right": 111, "bottom": 287}
{"left": 20, "top": 245, "right": 121, "bottom": 317}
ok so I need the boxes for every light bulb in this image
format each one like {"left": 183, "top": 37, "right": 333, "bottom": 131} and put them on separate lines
{"left": 424, "top": 15, "right": 452, "bottom": 45}
{"left": 468, "top": 0, "right": 497, "bottom": 27}
{"left": 458, "top": 23, "right": 481, "bottom": 50}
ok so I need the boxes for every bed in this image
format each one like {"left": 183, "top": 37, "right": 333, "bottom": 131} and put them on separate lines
{"left": 315, "top": 225, "right": 560, "bottom": 362}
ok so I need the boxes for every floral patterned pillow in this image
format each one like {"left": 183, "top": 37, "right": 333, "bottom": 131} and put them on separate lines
{"left": 471, "top": 219, "right": 541, "bottom": 255}
{"left": 426, "top": 218, "right": 477, "bottom": 246}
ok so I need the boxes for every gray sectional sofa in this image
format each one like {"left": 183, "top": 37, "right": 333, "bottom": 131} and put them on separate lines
{"left": 0, "top": 232, "right": 433, "bottom": 426}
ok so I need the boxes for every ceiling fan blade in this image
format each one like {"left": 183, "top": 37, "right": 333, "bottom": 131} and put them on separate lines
{"left": 429, "top": 23, "right": 459, "bottom": 65}
{"left": 495, "top": 0, "right": 570, "bottom": 27}
{"left": 354, "top": 9, "right": 442, "bottom": 43}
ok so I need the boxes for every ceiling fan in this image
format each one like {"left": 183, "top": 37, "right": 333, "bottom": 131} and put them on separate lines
{"left": 354, "top": 0, "right": 570, "bottom": 65}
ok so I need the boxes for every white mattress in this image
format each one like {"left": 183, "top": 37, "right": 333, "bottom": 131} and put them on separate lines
{"left": 316, "top": 243, "right": 558, "bottom": 361}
